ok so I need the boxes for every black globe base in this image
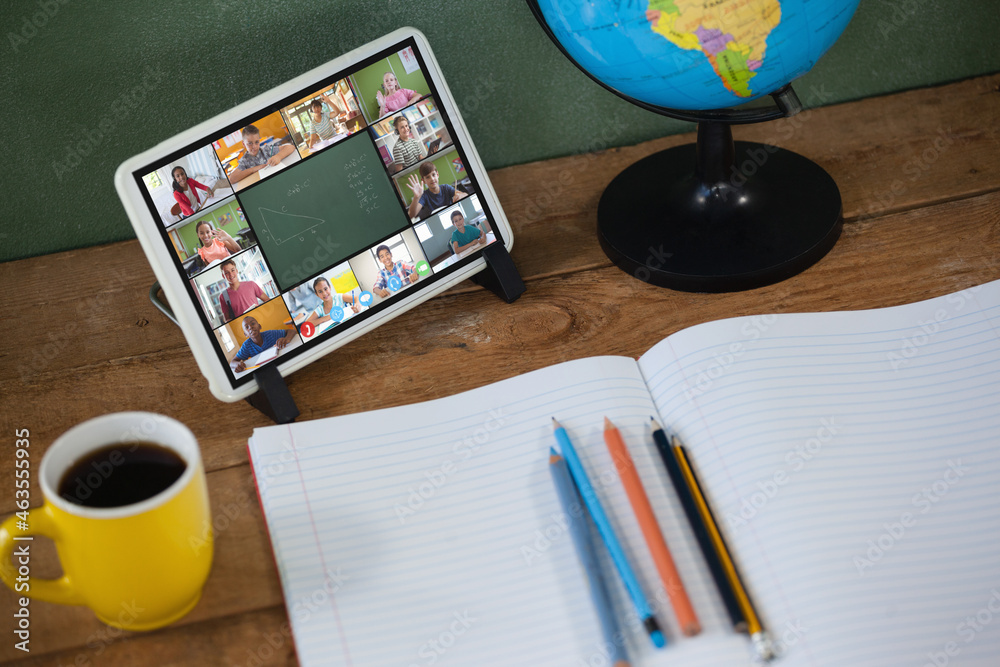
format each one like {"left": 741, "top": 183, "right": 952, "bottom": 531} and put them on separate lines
{"left": 597, "top": 122, "right": 842, "bottom": 292}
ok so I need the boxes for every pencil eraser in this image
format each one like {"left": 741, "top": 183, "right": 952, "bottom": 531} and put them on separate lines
{"left": 651, "top": 629, "right": 666, "bottom": 648}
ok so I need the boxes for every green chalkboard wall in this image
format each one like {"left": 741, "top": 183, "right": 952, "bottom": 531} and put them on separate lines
{"left": 1, "top": 0, "right": 997, "bottom": 262}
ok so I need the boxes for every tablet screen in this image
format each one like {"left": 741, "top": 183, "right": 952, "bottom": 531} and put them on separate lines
{"left": 130, "top": 37, "right": 503, "bottom": 386}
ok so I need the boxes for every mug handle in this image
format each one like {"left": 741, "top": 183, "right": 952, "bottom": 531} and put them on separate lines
{"left": 0, "top": 505, "right": 84, "bottom": 605}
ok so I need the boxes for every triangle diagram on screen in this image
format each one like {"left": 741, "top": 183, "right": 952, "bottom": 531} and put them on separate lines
{"left": 256, "top": 207, "right": 326, "bottom": 245}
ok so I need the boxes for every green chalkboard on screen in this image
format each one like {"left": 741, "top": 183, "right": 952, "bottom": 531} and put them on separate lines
{"left": 351, "top": 51, "right": 432, "bottom": 122}
{"left": 238, "top": 136, "right": 408, "bottom": 290}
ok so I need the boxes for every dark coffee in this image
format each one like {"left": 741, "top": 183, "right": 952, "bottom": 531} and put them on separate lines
{"left": 57, "top": 442, "right": 187, "bottom": 508}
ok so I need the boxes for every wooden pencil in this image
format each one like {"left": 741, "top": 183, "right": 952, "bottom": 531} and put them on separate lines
{"left": 604, "top": 418, "right": 701, "bottom": 637}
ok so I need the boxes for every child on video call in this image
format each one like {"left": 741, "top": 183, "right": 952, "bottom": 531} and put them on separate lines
{"left": 172, "top": 166, "right": 216, "bottom": 217}
{"left": 195, "top": 220, "right": 240, "bottom": 264}
{"left": 228, "top": 124, "right": 295, "bottom": 183}
{"left": 219, "top": 259, "right": 266, "bottom": 320}
{"left": 390, "top": 115, "right": 424, "bottom": 173}
{"left": 376, "top": 71, "right": 421, "bottom": 117}
{"left": 305, "top": 276, "right": 360, "bottom": 326}
{"left": 229, "top": 316, "right": 294, "bottom": 373}
{"left": 406, "top": 162, "right": 466, "bottom": 219}
{"left": 304, "top": 92, "right": 345, "bottom": 147}
{"left": 449, "top": 210, "right": 487, "bottom": 255}
{"left": 371, "top": 244, "right": 419, "bottom": 298}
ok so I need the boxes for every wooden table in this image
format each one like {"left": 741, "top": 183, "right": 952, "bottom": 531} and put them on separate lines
{"left": 2, "top": 74, "right": 998, "bottom": 666}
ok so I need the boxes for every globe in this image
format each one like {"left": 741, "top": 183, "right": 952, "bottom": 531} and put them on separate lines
{"left": 531, "top": 0, "right": 860, "bottom": 112}
{"left": 526, "top": 1, "right": 861, "bottom": 292}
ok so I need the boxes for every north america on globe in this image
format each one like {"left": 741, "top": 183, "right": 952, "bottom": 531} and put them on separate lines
{"left": 646, "top": 0, "right": 781, "bottom": 98}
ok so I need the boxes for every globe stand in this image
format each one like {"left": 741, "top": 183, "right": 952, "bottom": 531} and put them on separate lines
{"left": 597, "top": 121, "right": 842, "bottom": 292}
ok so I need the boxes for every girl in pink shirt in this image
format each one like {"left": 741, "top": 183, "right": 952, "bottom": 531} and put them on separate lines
{"left": 376, "top": 72, "right": 421, "bottom": 117}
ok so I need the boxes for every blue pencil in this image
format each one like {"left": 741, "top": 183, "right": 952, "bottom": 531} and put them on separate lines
{"left": 552, "top": 418, "right": 666, "bottom": 648}
{"left": 549, "top": 449, "right": 631, "bottom": 667}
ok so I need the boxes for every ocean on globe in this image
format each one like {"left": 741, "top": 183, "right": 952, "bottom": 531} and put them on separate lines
{"left": 534, "top": 0, "right": 860, "bottom": 111}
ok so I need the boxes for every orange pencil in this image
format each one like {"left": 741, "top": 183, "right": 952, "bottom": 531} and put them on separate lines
{"left": 604, "top": 417, "right": 701, "bottom": 636}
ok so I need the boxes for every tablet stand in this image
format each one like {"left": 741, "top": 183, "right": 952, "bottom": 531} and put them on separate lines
{"left": 150, "top": 281, "right": 300, "bottom": 423}
{"left": 149, "top": 281, "right": 179, "bottom": 326}
{"left": 470, "top": 243, "right": 526, "bottom": 303}
{"left": 245, "top": 364, "right": 299, "bottom": 424}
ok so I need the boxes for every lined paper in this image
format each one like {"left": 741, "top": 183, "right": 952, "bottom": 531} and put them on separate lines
{"left": 250, "top": 357, "right": 755, "bottom": 666}
{"left": 639, "top": 280, "right": 1000, "bottom": 666}
{"left": 249, "top": 280, "right": 1000, "bottom": 666}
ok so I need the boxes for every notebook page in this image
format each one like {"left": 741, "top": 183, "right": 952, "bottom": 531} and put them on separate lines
{"left": 639, "top": 280, "right": 1000, "bottom": 666}
{"left": 257, "top": 160, "right": 290, "bottom": 180}
{"left": 250, "top": 356, "right": 758, "bottom": 666}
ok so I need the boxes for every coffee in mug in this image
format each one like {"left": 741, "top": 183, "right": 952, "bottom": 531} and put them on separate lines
{"left": 0, "top": 413, "right": 213, "bottom": 631}
{"left": 57, "top": 442, "right": 187, "bottom": 508}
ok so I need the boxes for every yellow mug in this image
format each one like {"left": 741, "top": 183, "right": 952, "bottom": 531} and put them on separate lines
{"left": 0, "top": 412, "right": 213, "bottom": 631}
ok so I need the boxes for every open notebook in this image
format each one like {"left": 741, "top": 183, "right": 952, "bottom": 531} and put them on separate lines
{"left": 248, "top": 280, "right": 1000, "bottom": 666}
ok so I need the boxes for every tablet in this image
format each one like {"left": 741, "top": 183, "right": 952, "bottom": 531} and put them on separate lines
{"left": 115, "top": 28, "right": 514, "bottom": 403}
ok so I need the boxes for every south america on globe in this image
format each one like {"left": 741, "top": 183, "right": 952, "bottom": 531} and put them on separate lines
{"left": 534, "top": 0, "right": 860, "bottom": 111}
{"left": 647, "top": 0, "right": 780, "bottom": 99}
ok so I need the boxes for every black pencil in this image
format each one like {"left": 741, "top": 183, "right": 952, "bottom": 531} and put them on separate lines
{"left": 650, "top": 418, "right": 746, "bottom": 631}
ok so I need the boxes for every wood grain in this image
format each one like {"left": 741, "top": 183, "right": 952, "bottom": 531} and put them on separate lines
{"left": 1, "top": 74, "right": 999, "bottom": 665}
{"left": 8, "top": 606, "right": 298, "bottom": 667}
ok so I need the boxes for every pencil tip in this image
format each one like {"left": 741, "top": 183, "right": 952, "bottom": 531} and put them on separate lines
{"left": 752, "top": 632, "right": 775, "bottom": 661}
{"left": 551, "top": 417, "right": 561, "bottom": 429}
{"left": 650, "top": 416, "right": 662, "bottom": 430}
{"left": 604, "top": 416, "right": 614, "bottom": 429}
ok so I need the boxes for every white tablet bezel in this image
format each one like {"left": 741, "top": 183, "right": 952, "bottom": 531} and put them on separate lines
{"left": 115, "top": 27, "right": 514, "bottom": 403}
